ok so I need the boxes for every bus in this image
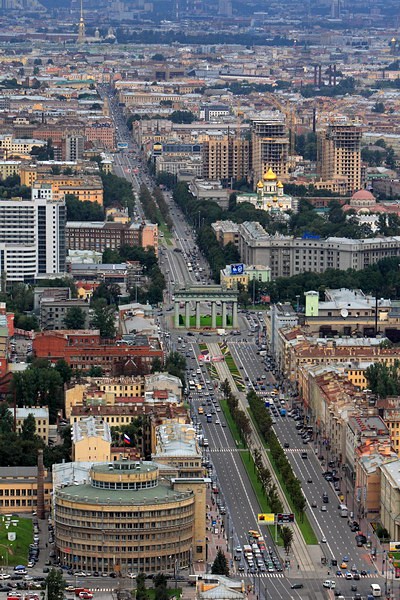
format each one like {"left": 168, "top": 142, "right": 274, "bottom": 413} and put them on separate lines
{"left": 370, "top": 583, "right": 382, "bottom": 597}
{"left": 339, "top": 504, "right": 348, "bottom": 518}
{"left": 189, "top": 380, "right": 196, "bottom": 390}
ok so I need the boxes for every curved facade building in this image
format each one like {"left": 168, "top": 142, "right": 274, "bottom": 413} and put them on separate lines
{"left": 54, "top": 460, "right": 204, "bottom": 574}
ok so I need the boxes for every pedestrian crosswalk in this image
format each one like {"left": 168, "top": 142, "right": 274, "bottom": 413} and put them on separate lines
{"left": 209, "top": 447, "right": 238, "bottom": 453}
{"left": 251, "top": 572, "right": 285, "bottom": 579}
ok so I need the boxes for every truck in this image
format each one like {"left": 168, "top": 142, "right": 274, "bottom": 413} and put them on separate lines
{"left": 217, "top": 329, "right": 226, "bottom": 336}
{"left": 264, "top": 399, "right": 270, "bottom": 408}
{"left": 259, "top": 350, "right": 267, "bottom": 357}
{"left": 206, "top": 414, "right": 212, "bottom": 423}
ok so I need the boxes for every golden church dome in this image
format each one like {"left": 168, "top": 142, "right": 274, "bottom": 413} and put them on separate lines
{"left": 273, "top": 196, "right": 278, "bottom": 202}
{"left": 263, "top": 167, "right": 277, "bottom": 181}
{"left": 277, "top": 181, "right": 283, "bottom": 188}
{"left": 257, "top": 180, "right": 264, "bottom": 188}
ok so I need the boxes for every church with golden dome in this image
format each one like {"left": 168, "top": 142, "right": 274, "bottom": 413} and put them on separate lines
{"left": 236, "top": 167, "right": 296, "bottom": 217}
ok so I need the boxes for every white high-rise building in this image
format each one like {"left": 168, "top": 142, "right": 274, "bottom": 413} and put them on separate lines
{"left": 0, "top": 182, "right": 66, "bottom": 287}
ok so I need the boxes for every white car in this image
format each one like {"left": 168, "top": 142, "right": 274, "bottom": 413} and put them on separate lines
{"left": 0, "top": 573, "right": 10, "bottom": 579}
{"left": 127, "top": 573, "right": 136, "bottom": 579}
{"left": 321, "top": 536, "right": 327, "bottom": 543}
{"left": 322, "top": 580, "right": 335, "bottom": 589}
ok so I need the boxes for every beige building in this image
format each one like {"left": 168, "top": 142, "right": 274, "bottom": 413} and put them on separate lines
{"left": 201, "top": 135, "right": 250, "bottom": 183}
{"left": 0, "top": 160, "right": 22, "bottom": 179}
{"left": 318, "top": 120, "right": 362, "bottom": 195}
{"left": 153, "top": 421, "right": 204, "bottom": 477}
{"left": 212, "top": 221, "right": 240, "bottom": 247}
{"left": 251, "top": 114, "right": 289, "bottom": 185}
{"left": 238, "top": 223, "right": 400, "bottom": 280}
{"left": 380, "top": 459, "right": 400, "bottom": 541}
{"left": 15, "top": 406, "right": 49, "bottom": 444}
{"left": 54, "top": 460, "right": 207, "bottom": 573}
{"left": 72, "top": 416, "right": 112, "bottom": 462}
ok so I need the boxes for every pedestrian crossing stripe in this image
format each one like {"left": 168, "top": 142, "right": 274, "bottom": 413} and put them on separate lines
{"left": 250, "top": 573, "right": 284, "bottom": 578}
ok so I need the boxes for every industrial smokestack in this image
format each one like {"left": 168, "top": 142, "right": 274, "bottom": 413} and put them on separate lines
{"left": 318, "top": 65, "right": 322, "bottom": 87}
{"left": 37, "top": 449, "right": 45, "bottom": 520}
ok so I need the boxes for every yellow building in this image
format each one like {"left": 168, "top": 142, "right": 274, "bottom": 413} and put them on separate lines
{"left": 220, "top": 264, "right": 248, "bottom": 289}
{"left": 15, "top": 407, "right": 49, "bottom": 444}
{"left": 0, "top": 466, "right": 52, "bottom": 514}
{"left": 65, "top": 377, "right": 145, "bottom": 419}
{"left": 54, "top": 460, "right": 207, "bottom": 573}
{"left": 35, "top": 174, "right": 103, "bottom": 205}
{"left": 20, "top": 165, "right": 38, "bottom": 187}
{"left": 72, "top": 416, "right": 112, "bottom": 462}
{"left": 0, "top": 161, "right": 21, "bottom": 179}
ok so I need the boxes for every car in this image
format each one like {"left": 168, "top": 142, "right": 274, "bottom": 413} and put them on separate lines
{"left": 340, "top": 562, "right": 348, "bottom": 569}
{"left": 79, "top": 593, "right": 93, "bottom": 599}
{"left": 351, "top": 584, "right": 358, "bottom": 592}
{"left": 74, "top": 572, "right": 86, "bottom": 577}
{"left": 321, "top": 536, "right": 327, "bottom": 543}
{"left": 345, "top": 572, "right": 353, "bottom": 580}
{"left": 24, "top": 575, "right": 33, "bottom": 581}
{"left": 343, "top": 555, "right": 349, "bottom": 562}
{"left": 0, "top": 574, "right": 10, "bottom": 580}
{"left": 360, "top": 570, "right": 367, "bottom": 577}
{"left": 42, "top": 568, "right": 49, "bottom": 574}
{"left": 284, "top": 442, "right": 289, "bottom": 448}
{"left": 65, "top": 586, "right": 75, "bottom": 592}
{"left": 323, "top": 580, "right": 336, "bottom": 589}
{"left": 334, "top": 590, "right": 342, "bottom": 597}
{"left": 321, "top": 505, "right": 327, "bottom": 511}
{"left": 307, "top": 477, "right": 313, "bottom": 483}
{"left": 311, "top": 501, "right": 317, "bottom": 508}
{"left": 291, "top": 583, "right": 304, "bottom": 589}
{"left": 353, "top": 573, "right": 360, "bottom": 580}
{"left": 127, "top": 573, "right": 136, "bottom": 579}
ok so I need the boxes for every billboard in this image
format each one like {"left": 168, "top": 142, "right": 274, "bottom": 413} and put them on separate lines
{"left": 258, "top": 513, "right": 275, "bottom": 524}
{"left": 230, "top": 263, "right": 244, "bottom": 275}
{"left": 390, "top": 542, "right": 400, "bottom": 552}
{"left": 276, "top": 513, "right": 295, "bottom": 525}
{"left": 117, "top": 142, "right": 128, "bottom": 149}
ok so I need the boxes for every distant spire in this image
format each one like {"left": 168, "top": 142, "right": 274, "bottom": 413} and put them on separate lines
{"left": 77, "top": 0, "right": 86, "bottom": 44}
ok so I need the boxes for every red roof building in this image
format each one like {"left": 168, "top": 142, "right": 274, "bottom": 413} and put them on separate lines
{"left": 33, "top": 330, "right": 163, "bottom": 376}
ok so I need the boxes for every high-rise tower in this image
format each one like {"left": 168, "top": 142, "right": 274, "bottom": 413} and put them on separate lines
{"left": 251, "top": 113, "right": 289, "bottom": 186}
{"left": 318, "top": 118, "right": 362, "bottom": 194}
{"left": 77, "top": 0, "right": 85, "bottom": 44}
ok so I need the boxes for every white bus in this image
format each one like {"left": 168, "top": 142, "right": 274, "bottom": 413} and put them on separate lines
{"left": 370, "top": 583, "right": 382, "bottom": 597}
{"left": 189, "top": 380, "right": 196, "bottom": 390}
{"left": 339, "top": 504, "right": 348, "bottom": 518}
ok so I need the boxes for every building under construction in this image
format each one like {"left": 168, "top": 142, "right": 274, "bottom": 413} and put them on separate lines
{"left": 202, "top": 134, "right": 250, "bottom": 184}
{"left": 318, "top": 119, "right": 362, "bottom": 195}
{"left": 251, "top": 114, "right": 289, "bottom": 187}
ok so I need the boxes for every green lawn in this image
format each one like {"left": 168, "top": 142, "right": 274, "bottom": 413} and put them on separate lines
{"left": 0, "top": 517, "right": 32, "bottom": 567}
{"left": 159, "top": 223, "right": 173, "bottom": 245}
{"left": 177, "top": 315, "right": 232, "bottom": 327}
{"left": 220, "top": 398, "right": 246, "bottom": 449}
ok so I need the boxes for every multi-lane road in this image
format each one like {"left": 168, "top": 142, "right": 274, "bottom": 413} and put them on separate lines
{"left": 104, "top": 87, "right": 386, "bottom": 600}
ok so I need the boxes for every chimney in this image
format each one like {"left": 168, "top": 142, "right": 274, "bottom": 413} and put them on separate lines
{"left": 37, "top": 449, "right": 45, "bottom": 520}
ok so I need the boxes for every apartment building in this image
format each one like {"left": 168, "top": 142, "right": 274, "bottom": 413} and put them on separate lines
{"left": 72, "top": 416, "right": 112, "bottom": 462}
{"left": 66, "top": 221, "right": 158, "bottom": 255}
{"left": 251, "top": 114, "right": 289, "bottom": 185}
{"left": 318, "top": 119, "right": 362, "bottom": 194}
{"left": 14, "top": 406, "right": 49, "bottom": 444}
{"left": 0, "top": 186, "right": 65, "bottom": 285}
{"left": 201, "top": 134, "right": 250, "bottom": 183}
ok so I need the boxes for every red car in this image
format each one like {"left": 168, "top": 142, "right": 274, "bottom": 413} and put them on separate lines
{"left": 79, "top": 593, "right": 93, "bottom": 599}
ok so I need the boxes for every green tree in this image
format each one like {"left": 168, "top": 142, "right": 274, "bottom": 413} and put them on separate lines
{"left": 136, "top": 572, "right": 148, "bottom": 600}
{"left": 46, "top": 568, "right": 65, "bottom": 600}
{"left": 88, "top": 366, "right": 104, "bottom": 377}
{"left": 372, "top": 101, "right": 385, "bottom": 113}
{"left": 55, "top": 359, "right": 72, "bottom": 384}
{"left": 63, "top": 306, "right": 87, "bottom": 329}
{"left": 170, "top": 110, "right": 195, "bottom": 124}
{"left": 91, "top": 299, "right": 116, "bottom": 338}
{"left": 151, "top": 53, "right": 165, "bottom": 61}
{"left": 153, "top": 574, "right": 168, "bottom": 600}
{"left": 211, "top": 549, "right": 229, "bottom": 576}
{"left": 21, "top": 413, "right": 36, "bottom": 439}
{"left": 0, "top": 404, "right": 13, "bottom": 434}
{"left": 280, "top": 526, "right": 294, "bottom": 554}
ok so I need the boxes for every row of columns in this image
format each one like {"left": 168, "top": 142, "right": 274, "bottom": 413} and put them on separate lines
{"left": 174, "top": 299, "right": 238, "bottom": 329}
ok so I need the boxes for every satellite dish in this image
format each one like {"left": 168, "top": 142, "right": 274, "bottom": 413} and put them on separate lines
{"left": 341, "top": 308, "right": 348, "bottom": 318}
